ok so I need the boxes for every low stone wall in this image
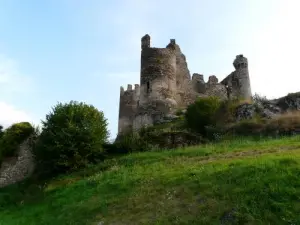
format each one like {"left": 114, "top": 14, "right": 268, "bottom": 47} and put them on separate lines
{"left": 0, "top": 138, "right": 35, "bottom": 188}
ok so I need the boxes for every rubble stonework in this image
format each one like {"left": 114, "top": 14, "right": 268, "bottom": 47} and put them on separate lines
{"left": 0, "top": 138, "right": 35, "bottom": 188}
{"left": 118, "top": 35, "right": 253, "bottom": 135}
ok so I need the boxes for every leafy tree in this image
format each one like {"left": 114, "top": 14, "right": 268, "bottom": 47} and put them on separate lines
{"left": 185, "top": 96, "right": 221, "bottom": 135}
{"left": 0, "top": 122, "right": 34, "bottom": 163}
{"left": 33, "top": 101, "right": 109, "bottom": 176}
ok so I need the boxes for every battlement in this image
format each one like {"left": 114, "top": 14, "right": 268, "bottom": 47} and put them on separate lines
{"left": 141, "top": 34, "right": 178, "bottom": 52}
{"left": 208, "top": 75, "right": 218, "bottom": 85}
{"left": 192, "top": 73, "right": 220, "bottom": 84}
{"left": 233, "top": 54, "right": 248, "bottom": 69}
{"left": 120, "top": 84, "right": 140, "bottom": 96}
{"left": 141, "top": 34, "right": 150, "bottom": 49}
{"left": 166, "top": 39, "right": 177, "bottom": 50}
{"left": 192, "top": 73, "right": 204, "bottom": 81}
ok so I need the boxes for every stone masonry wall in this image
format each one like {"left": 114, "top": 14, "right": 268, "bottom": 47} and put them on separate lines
{"left": 140, "top": 46, "right": 177, "bottom": 107}
{"left": 172, "top": 42, "right": 194, "bottom": 108}
{"left": 118, "top": 84, "right": 139, "bottom": 134}
{"left": 0, "top": 138, "right": 35, "bottom": 188}
{"left": 191, "top": 74, "right": 228, "bottom": 100}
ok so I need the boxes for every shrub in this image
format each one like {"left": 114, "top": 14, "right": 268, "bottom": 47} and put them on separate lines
{"left": 227, "top": 119, "right": 266, "bottom": 137}
{"left": 0, "top": 122, "right": 34, "bottom": 163}
{"left": 253, "top": 93, "right": 269, "bottom": 106}
{"left": 33, "top": 101, "right": 109, "bottom": 177}
{"left": 185, "top": 96, "right": 221, "bottom": 135}
{"left": 113, "top": 131, "right": 153, "bottom": 154}
{"left": 227, "top": 111, "right": 300, "bottom": 138}
{"left": 265, "top": 111, "right": 300, "bottom": 135}
{"left": 204, "top": 125, "right": 226, "bottom": 141}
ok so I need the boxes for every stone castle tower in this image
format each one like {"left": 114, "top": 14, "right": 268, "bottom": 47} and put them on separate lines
{"left": 118, "top": 34, "right": 252, "bottom": 135}
{"left": 221, "top": 54, "right": 252, "bottom": 99}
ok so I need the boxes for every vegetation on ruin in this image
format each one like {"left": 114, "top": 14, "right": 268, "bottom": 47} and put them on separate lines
{"left": 0, "top": 122, "right": 35, "bottom": 165}
{"left": 229, "top": 111, "right": 300, "bottom": 137}
{"left": 185, "top": 96, "right": 221, "bottom": 135}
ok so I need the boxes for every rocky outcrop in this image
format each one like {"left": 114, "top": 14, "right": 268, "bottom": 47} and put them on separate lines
{"left": 235, "top": 100, "right": 282, "bottom": 122}
{"left": 237, "top": 92, "right": 300, "bottom": 118}
{"left": 275, "top": 92, "right": 300, "bottom": 111}
{"left": 0, "top": 138, "right": 35, "bottom": 188}
{"left": 235, "top": 103, "right": 256, "bottom": 121}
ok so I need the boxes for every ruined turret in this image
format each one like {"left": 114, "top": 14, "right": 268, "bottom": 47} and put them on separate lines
{"left": 131, "top": 35, "right": 179, "bottom": 131}
{"left": 220, "top": 54, "right": 252, "bottom": 100}
{"left": 232, "top": 54, "right": 252, "bottom": 99}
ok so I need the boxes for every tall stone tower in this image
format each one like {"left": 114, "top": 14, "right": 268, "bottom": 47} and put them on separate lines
{"left": 139, "top": 34, "right": 177, "bottom": 106}
{"left": 232, "top": 54, "right": 252, "bottom": 99}
{"left": 132, "top": 34, "right": 178, "bottom": 131}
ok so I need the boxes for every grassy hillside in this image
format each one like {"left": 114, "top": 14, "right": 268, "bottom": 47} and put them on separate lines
{"left": 1, "top": 136, "right": 300, "bottom": 225}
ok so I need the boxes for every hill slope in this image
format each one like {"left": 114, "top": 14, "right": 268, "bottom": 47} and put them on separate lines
{"left": 1, "top": 136, "right": 300, "bottom": 225}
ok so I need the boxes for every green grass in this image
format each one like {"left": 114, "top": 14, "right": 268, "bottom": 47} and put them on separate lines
{"left": 2, "top": 136, "right": 300, "bottom": 224}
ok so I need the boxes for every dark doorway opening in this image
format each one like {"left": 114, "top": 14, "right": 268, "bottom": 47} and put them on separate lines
{"left": 147, "top": 81, "right": 150, "bottom": 93}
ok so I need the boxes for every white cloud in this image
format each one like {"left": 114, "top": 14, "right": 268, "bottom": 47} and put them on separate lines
{"left": 249, "top": 0, "right": 300, "bottom": 99}
{"left": 0, "top": 102, "right": 34, "bottom": 128}
{"left": 0, "top": 54, "right": 34, "bottom": 98}
{"left": 0, "top": 54, "right": 37, "bottom": 128}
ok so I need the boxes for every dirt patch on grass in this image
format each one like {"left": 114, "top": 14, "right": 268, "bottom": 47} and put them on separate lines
{"left": 170, "top": 145, "right": 300, "bottom": 165}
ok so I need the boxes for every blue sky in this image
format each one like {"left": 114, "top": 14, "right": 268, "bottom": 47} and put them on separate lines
{"left": 0, "top": 0, "right": 299, "bottom": 139}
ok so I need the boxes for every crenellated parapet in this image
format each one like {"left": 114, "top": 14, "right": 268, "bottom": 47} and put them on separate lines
{"left": 205, "top": 75, "right": 227, "bottom": 100}
{"left": 141, "top": 34, "right": 150, "bottom": 49}
{"left": 191, "top": 74, "right": 227, "bottom": 99}
{"left": 120, "top": 84, "right": 140, "bottom": 98}
{"left": 233, "top": 54, "right": 248, "bottom": 69}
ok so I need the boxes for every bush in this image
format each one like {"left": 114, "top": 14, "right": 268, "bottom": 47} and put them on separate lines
{"left": 33, "top": 101, "right": 109, "bottom": 177}
{"left": 227, "top": 111, "right": 300, "bottom": 138}
{"left": 185, "top": 96, "right": 221, "bottom": 136}
{"left": 253, "top": 93, "right": 269, "bottom": 106}
{"left": 265, "top": 111, "right": 300, "bottom": 135}
{"left": 228, "top": 119, "right": 267, "bottom": 137}
{"left": 0, "top": 122, "right": 34, "bottom": 163}
{"left": 113, "top": 131, "right": 153, "bottom": 154}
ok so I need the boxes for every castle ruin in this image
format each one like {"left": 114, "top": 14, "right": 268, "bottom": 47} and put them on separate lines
{"left": 118, "top": 34, "right": 252, "bottom": 135}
